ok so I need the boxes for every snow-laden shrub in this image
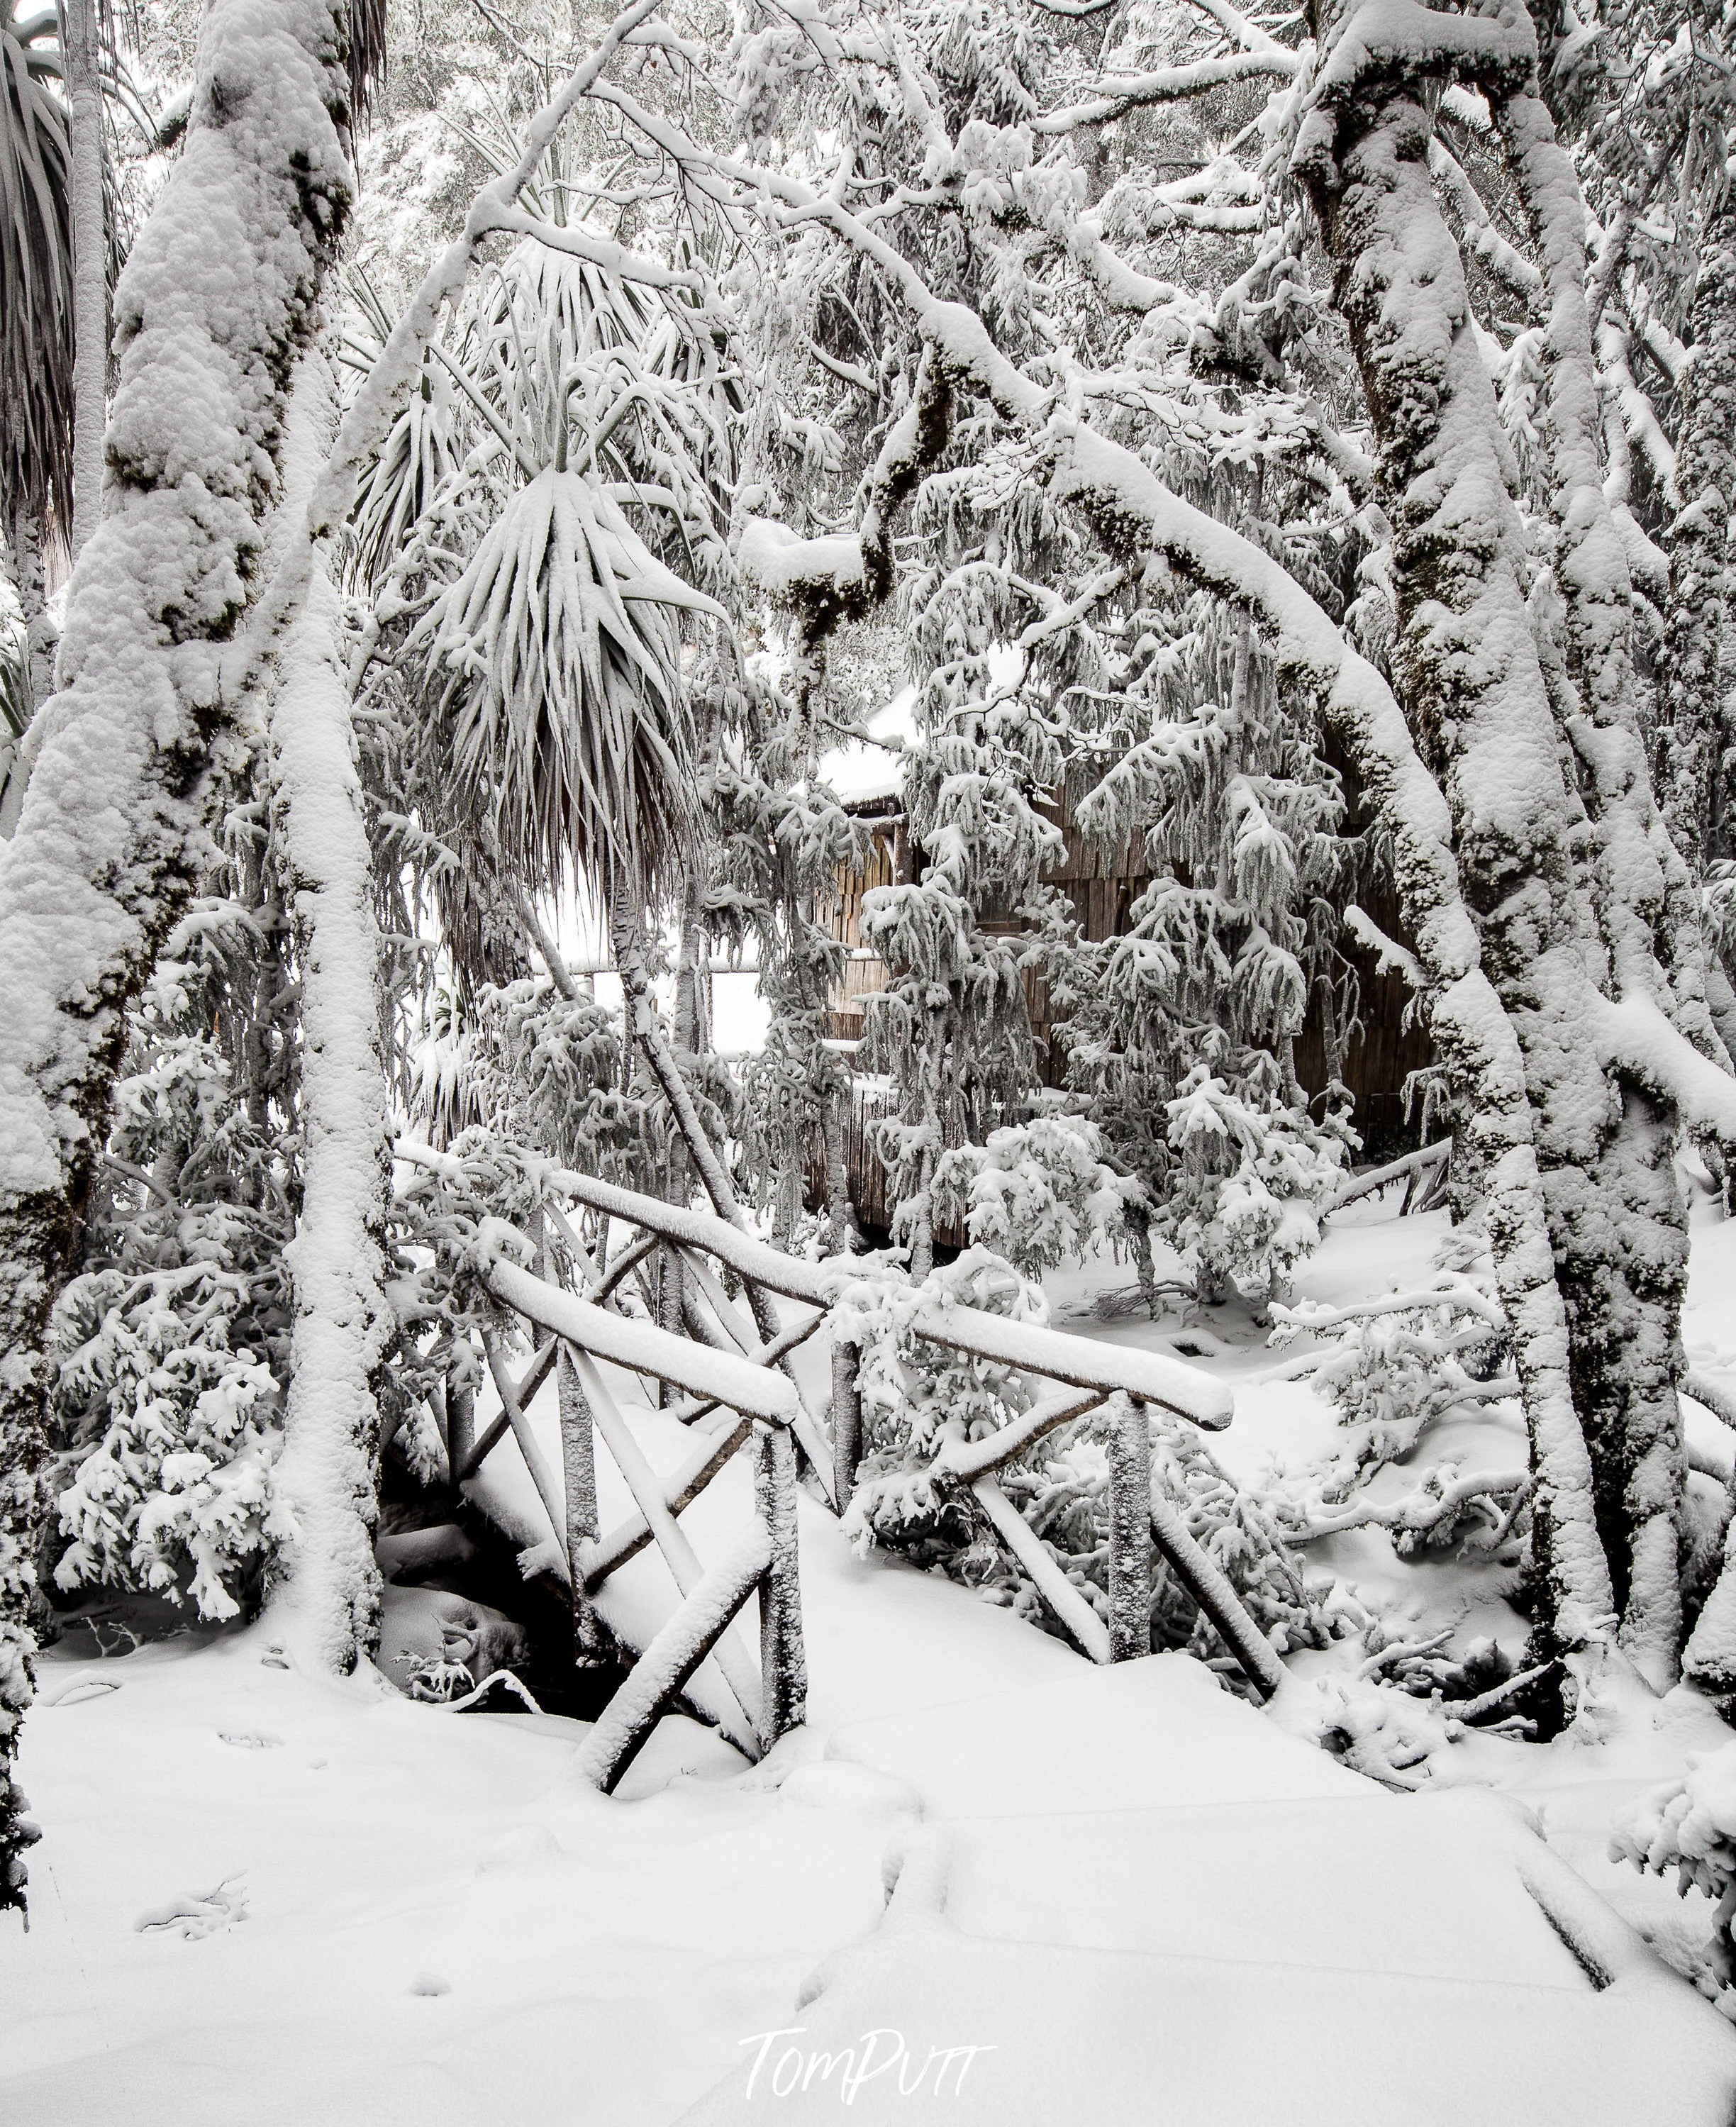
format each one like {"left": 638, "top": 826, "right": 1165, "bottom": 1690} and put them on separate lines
{"left": 54, "top": 1268, "right": 282, "bottom": 1620}
{"left": 839, "top": 1249, "right": 1047, "bottom": 1557}
{"left": 836, "top": 1247, "right": 1338, "bottom": 1669}
{"left": 408, "top": 974, "right": 628, "bottom": 1168}
{"left": 1272, "top": 1267, "right": 1510, "bottom": 1485}
{"left": 986, "top": 1415, "right": 1341, "bottom": 1663}
{"left": 1161, "top": 1066, "right": 1350, "bottom": 1307}
{"left": 1268, "top": 1260, "right": 1528, "bottom": 1558}
{"left": 1613, "top": 1745, "right": 1736, "bottom": 2009}
{"left": 49, "top": 919, "right": 297, "bottom": 1622}
{"left": 930, "top": 1111, "right": 1136, "bottom": 1277}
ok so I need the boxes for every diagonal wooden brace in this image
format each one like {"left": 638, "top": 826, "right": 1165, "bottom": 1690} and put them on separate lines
{"left": 576, "top": 1523, "right": 773, "bottom": 1794}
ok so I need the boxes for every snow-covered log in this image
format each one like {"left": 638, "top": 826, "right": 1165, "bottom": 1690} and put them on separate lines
{"left": 939, "top": 1387, "right": 1105, "bottom": 1483}
{"left": 556, "top": 1351, "right": 606, "bottom": 1663}
{"left": 481, "top": 1331, "right": 569, "bottom": 1577}
{"left": 0, "top": 0, "right": 359, "bottom": 1914}
{"left": 970, "top": 1473, "right": 1111, "bottom": 1662}
{"left": 569, "top": 1345, "right": 763, "bottom": 1753}
{"left": 754, "top": 1423, "right": 806, "bottom": 1745}
{"left": 1147, "top": 1475, "right": 1287, "bottom": 1700}
{"left": 913, "top": 1303, "right": 1230, "bottom": 1430}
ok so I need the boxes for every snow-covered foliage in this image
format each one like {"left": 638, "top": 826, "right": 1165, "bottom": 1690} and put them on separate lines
{"left": 1269, "top": 1264, "right": 1518, "bottom": 1518}
{"left": 45, "top": 881, "right": 298, "bottom": 1622}
{"left": 53, "top": 1289, "right": 280, "bottom": 1621}
{"left": 932, "top": 1111, "right": 1133, "bottom": 1277}
{"left": 1158, "top": 1067, "right": 1350, "bottom": 1307}
{"left": 1613, "top": 1744, "right": 1736, "bottom": 2009}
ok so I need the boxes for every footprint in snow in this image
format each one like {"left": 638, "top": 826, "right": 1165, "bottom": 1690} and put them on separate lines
{"left": 134, "top": 1877, "right": 248, "bottom": 1940}
{"left": 44, "top": 1678, "right": 123, "bottom": 1709}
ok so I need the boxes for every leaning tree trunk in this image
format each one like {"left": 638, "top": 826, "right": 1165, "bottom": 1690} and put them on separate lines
{"left": 62, "top": 0, "right": 107, "bottom": 560}
{"left": 0, "top": 0, "right": 356, "bottom": 1916}
{"left": 1295, "top": 11, "right": 1630, "bottom": 1682}
{"left": 262, "top": 351, "right": 394, "bottom": 1675}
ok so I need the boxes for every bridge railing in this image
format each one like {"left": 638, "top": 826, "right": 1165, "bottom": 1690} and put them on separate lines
{"left": 401, "top": 1148, "right": 1280, "bottom": 1791}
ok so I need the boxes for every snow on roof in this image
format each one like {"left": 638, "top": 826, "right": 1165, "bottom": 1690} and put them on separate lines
{"left": 819, "top": 684, "right": 917, "bottom": 806}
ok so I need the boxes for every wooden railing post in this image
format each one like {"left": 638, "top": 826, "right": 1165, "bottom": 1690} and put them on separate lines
{"left": 557, "top": 1348, "right": 606, "bottom": 1663}
{"left": 1108, "top": 1393, "right": 1154, "bottom": 1663}
{"left": 445, "top": 1348, "right": 475, "bottom": 1509}
{"left": 831, "top": 1337, "right": 862, "bottom": 1507}
{"left": 755, "top": 1421, "right": 807, "bottom": 1746}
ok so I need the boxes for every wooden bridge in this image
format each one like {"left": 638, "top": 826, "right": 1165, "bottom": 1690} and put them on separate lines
{"left": 401, "top": 1146, "right": 1281, "bottom": 1794}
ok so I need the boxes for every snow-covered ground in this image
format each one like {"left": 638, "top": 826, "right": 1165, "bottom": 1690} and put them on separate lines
{"left": 9, "top": 1193, "right": 1736, "bottom": 2122}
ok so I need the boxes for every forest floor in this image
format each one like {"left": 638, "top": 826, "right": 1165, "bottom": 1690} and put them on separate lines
{"left": 8, "top": 1193, "right": 1736, "bottom": 2122}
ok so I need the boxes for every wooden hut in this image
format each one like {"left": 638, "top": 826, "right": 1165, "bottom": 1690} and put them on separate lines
{"left": 818, "top": 774, "right": 1430, "bottom": 1233}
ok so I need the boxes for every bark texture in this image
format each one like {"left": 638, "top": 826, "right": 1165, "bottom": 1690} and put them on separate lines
{"left": 1662, "top": 204, "right": 1736, "bottom": 875}
{"left": 1293, "top": 12, "right": 1632, "bottom": 1677}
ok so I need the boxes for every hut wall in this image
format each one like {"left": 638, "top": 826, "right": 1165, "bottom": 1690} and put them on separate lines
{"left": 814, "top": 790, "right": 1431, "bottom": 1228}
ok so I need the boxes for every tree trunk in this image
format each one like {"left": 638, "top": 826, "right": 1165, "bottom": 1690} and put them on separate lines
{"left": 1495, "top": 74, "right": 1701, "bottom": 1688}
{"left": 0, "top": 0, "right": 357, "bottom": 1915}
{"left": 1659, "top": 200, "right": 1736, "bottom": 876}
{"left": 63, "top": 0, "right": 107, "bottom": 560}
{"left": 1671, "top": 205, "right": 1736, "bottom": 1699}
{"left": 1296, "top": 38, "right": 1623, "bottom": 1679}
{"left": 260, "top": 353, "right": 393, "bottom": 1675}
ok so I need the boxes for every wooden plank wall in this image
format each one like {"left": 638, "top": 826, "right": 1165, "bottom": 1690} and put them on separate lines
{"left": 813, "top": 788, "right": 1431, "bottom": 1230}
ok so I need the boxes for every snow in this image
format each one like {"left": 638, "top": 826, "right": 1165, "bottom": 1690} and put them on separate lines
{"left": 11, "top": 1195, "right": 1736, "bottom": 2121}
{"left": 737, "top": 517, "right": 866, "bottom": 597}
{"left": 815, "top": 685, "right": 916, "bottom": 806}
{"left": 4, "top": 1626, "right": 899, "bottom": 2126}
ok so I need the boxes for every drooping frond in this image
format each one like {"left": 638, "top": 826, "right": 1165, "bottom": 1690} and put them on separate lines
{"left": 411, "top": 466, "right": 715, "bottom": 899}
{"left": 0, "top": 584, "right": 28, "bottom": 741}
{"left": 1, "top": 5, "right": 73, "bottom": 532}
{"left": 341, "top": 267, "right": 463, "bottom": 587}
{"left": 347, "top": 0, "right": 387, "bottom": 123}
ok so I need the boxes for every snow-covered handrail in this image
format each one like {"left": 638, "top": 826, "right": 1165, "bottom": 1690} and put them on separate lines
{"left": 535, "top": 1162, "right": 1233, "bottom": 1431}
{"left": 425, "top": 1150, "right": 1257, "bottom": 1738}
{"left": 539, "top": 1162, "right": 833, "bottom": 1304}
{"left": 487, "top": 1258, "right": 799, "bottom": 1423}
{"left": 399, "top": 1153, "right": 815, "bottom": 1792}
{"left": 915, "top": 1302, "right": 1233, "bottom": 1431}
